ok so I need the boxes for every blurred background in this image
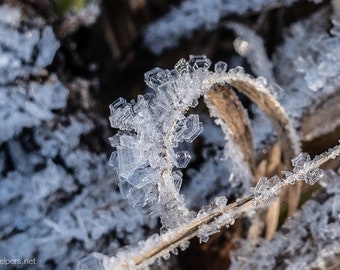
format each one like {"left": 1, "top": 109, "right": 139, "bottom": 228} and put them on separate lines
{"left": 0, "top": 0, "right": 339, "bottom": 269}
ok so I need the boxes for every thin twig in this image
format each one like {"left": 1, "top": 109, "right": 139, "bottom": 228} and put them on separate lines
{"left": 109, "top": 143, "right": 340, "bottom": 270}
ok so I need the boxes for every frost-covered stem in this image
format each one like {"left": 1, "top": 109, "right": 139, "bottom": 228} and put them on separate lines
{"left": 158, "top": 168, "right": 190, "bottom": 227}
{"left": 254, "top": 143, "right": 340, "bottom": 207}
{"left": 111, "top": 196, "right": 253, "bottom": 270}
{"left": 284, "top": 145, "right": 340, "bottom": 187}
{"left": 107, "top": 56, "right": 337, "bottom": 269}
{"left": 210, "top": 70, "right": 301, "bottom": 214}
{"left": 206, "top": 83, "right": 255, "bottom": 173}
{"left": 134, "top": 196, "right": 253, "bottom": 265}
{"left": 108, "top": 57, "right": 300, "bottom": 221}
{"left": 222, "top": 75, "right": 300, "bottom": 161}
{"left": 206, "top": 68, "right": 300, "bottom": 161}
{"left": 106, "top": 143, "right": 340, "bottom": 270}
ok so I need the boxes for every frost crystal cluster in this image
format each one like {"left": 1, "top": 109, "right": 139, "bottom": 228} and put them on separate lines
{"left": 109, "top": 54, "right": 262, "bottom": 226}
{"left": 273, "top": 6, "right": 340, "bottom": 124}
{"left": 108, "top": 56, "right": 218, "bottom": 226}
{"left": 254, "top": 150, "right": 329, "bottom": 206}
{"left": 109, "top": 53, "right": 300, "bottom": 227}
{"left": 0, "top": 5, "right": 59, "bottom": 83}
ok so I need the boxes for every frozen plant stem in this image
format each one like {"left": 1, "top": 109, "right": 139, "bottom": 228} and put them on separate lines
{"left": 106, "top": 143, "right": 340, "bottom": 270}
{"left": 105, "top": 55, "right": 338, "bottom": 270}
{"left": 108, "top": 196, "right": 254, "bottom": 270}
{"left": 136, "top": 197, "right": 253, "bottom": 263}
{"left": 254, "top": 144, "right": 340, "bottom": 207}
{"left": 108, "top": 55, "right": 301, "bottom": 229}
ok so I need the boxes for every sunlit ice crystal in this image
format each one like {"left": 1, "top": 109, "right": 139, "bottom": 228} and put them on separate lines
{"left": 179, "top": 240, "right": 190, "bottom": 251}
{"left": 144, "top": 67, "right": 171, "bottom": 90}
{"left": 109, "top": 101, "right": 134, "bottom": 131}
{"left": 125, "top": 166, "right": 159, "bottom": 188}
{"left": 157, "top": 80, "right": 180, "bottom": 107}
{"left": 291, "top": 152, "right": 312, "bottom": 182}
{"left": 188, "top": 55, "right": 212, "bottom": 71}
{"left": 254, "top": 177, "right": 269, "bottom": 205}
{"left": 217, "top": 212, "right": 235, "bottom": 228}
{"left": 109, "top": 97, "right": 127, "bottom": 114}
{"left": 254, "top": 176, "right": 281, "bottom": 206}
{"left": 185, "top": 118, "right": 204, "bottom": 143}
{"left": 149, "top": 94, "right": 173, "bottom": 122}
{"left": 197, "top": 224, "right": 210, "bottom": 243}
{"left": 256, "top": 76, "right": 268, "bottom": 87}
{"left": 108, "top": 133, "right": 121, "bottom": 147}
{"left": 197, "top": 222, "right": 220, "bottom": 244}
{"left": 213, "top": 196, "right": 228, "bottom": 208}
{"left": 214, "top": 61, "right": 228, "bottom": 73}
{"left": 162, "top": 252, "right": 171, "bottom": 260}
{"left": 306, "top": 168, "right": 324, "bottom": 185}
{"left": 119, "top": 133, "right": 138, "bottom": 148}
{"left": 175, "top": 80, "right": 202, "bottom": 108}
{"left": 108, "top": 151, "right": 118, "bottom": 169}
{"left": 126, "top": 185, "right": 145, "bottom": 207}
{"left": 148, "top": 148, "right": 167, "bottom": 169}
{"left": 120, "top": 177, "right": 158, "bottom": 207}
{"left": 171, "top": 247, "right": 179, "bottom": 255}
{"left": 175, "top": 150, "right": 191, "bottom": 168}
{"left": 173, "top": 114, "right": 204, "bottom": 143}
{"left": 161, "top": 110, "right": 185, "bottom": 135}
{"left": 282, "top": 170, "right": 296, "bottom": 184}
{"left": 292, "top": 152, "right": 311, "bottom": 169}
{"left": 174, "top": 58, "right": 191, "bottom": 75}
{"left": 118, "top": 178, "right": 133, "bottom": 198}
{"left": 133, "top": 93, "right": 155, "bottom": 122}
{"left": 172, "top": 170, "right": 183, "bottom": 191}
{"left": 266, "top": 175, "right": 282, "bottom": 195}
{"left": 117, "top": 147, "right": 146, "bottom": 178}
{"left": 108, "top": 56, "right": 215, "bottom": 211}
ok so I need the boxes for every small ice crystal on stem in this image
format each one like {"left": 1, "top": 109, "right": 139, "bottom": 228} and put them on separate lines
{"left": 214, "top": 61, "right": 228, "bottom": 73}
{"left": 254, "top": 145, "right": 340, "bottom": 207}
{"left": 254, "top": 176, "right": 282, "bottom": 207}
{"left": 290, "top": 152, "right": 324, "bottom": 185}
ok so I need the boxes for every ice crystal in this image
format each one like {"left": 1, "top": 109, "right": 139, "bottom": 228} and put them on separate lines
{"left": 110, "top": 54, "right": 290, "bottom": 230}
{"left": 0, "top": 116, "right": 158, "bottom": 269}
{"left": 108, "top": 56, "right": 212, "bottom": 215}
{"left": 77, "top": 253, "right": 106, "bottom": 270}
{"left": 197, "top": 197, "right": 234, "bottom": 243}
{"left": 254, "top": 151, "right": 330, "bottom": 207}
{"left": 0, "top": 3, "right": 159, "bottom": 269}
{"left": 144, "top": 0, "right": 298, "bottom": 54}
{"left": 274, "top": 7, "right": 340, "bottom": 124}
{"left": 254, "top": 176, "right": 281, "bottom": 206}
{"left": 214, "top": 61, "right": 228, "bottom": 73}
{"left": 0, "top": 5, "right": 59, "bottom": 84}
{"left": 289, "top": 152, "right": 325, "bottom": 185}
{"left": 0, "top": 3, "right": 67, "bottom": 143}
{"left": 229, "top": 23, "right": 274, "bottom": 81}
